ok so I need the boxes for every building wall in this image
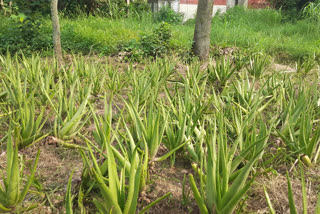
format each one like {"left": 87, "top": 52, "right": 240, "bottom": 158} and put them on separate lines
{"left": 180, "top": 4, "right": 226, "bottom": 20}
{"left": 149, "top": 0, "right": 269, "bottom": 21}
{"left": 179, "top": 0, "right": 226, "bottom": 21}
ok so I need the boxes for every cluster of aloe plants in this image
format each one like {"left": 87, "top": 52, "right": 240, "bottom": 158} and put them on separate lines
{"left": 0, "top": 51, "right": 319, "bottom": 213}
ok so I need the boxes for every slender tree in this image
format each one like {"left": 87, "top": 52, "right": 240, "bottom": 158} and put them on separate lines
{"left": 51, "top": 0, "right": 63, "bottom": 64}
{"left": 192, "top": 0, "right": 215, "bottom": 60}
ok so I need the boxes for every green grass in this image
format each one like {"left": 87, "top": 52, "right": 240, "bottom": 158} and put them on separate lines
{"left": 0, "top": 7, "right": 319, "bottom": 60}
{"left": 210, "top": 7, "right": 320, "bottom": 60}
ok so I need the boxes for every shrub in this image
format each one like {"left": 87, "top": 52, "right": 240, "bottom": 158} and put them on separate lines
{"left": 0, "top": 13, "right": 50, "bottom": 55}
{"left": 119, "top": 22, "right": 172, "bottom": 61}
{"left": 154, "top": 6, "right": 183, "bottom": 24}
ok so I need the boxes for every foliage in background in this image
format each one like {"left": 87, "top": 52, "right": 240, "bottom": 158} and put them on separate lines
{"left": 1, "top": 4, "right": 320, "bottom": 59}
{"left": 269, "top": 0, "right": 317, "bottom": 18}
{"left": 154, "top": 6, "right": 184, "bottom": 24}
{"left": 302, "top": 0, "right": 320, "bottom": 21}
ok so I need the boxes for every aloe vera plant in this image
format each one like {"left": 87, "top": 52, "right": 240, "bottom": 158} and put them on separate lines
{"left": 1, "top": 70, "right": 26, "bottom": 108}
{"left": 275, "top": 89, "right": 309, "bottom": 137}
{"left": 125, "top": 98, "right": 184, "bottom": 162}
{"left": 15, "top": 95, "right": 48, "bottom": 149}
{"left": 296, "top": 57, "right": 316, "bottom": 77}
{"left": 274, "top": 86, "right": 320, "bottom": 163}
{"left": 230, "top": 73, "right": 274, "bottom": 115}
{"left": 105, "top": 65, "right": 126, "bottom": 95}
{"left": 79, "top": 141, "right": 170, "bottom": 214}
{"left": 0, "top": 129, "right": 41, "bottom": 213}
{"left": 189, "top": 114, "right": 265, "bottom": 214}
{"left": 246, "top": 53, "right": 269, "bottom": 78}
{"left": 91, "top": 95, "right": 114, "bottom": 150}
{"left": 163, "top": 75, "right": 211, "bottom": 164}
{"left": 207, "top": 57, "right": 237, "bottom": 88}
{"left": 46, "top": 83, "right": 92, "bottom": 140}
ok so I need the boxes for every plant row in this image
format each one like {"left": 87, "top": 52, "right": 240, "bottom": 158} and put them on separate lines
{"left": 0, "top": 52, "right": 320, "bottom": 213}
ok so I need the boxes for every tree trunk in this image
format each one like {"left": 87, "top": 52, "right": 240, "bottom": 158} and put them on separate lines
{"left": 192, "top": 0, "right": 215, "bottom": 61}
{"left": 0, "top": 0, "right": 4, "bottom": 10}
{"left": 51, "top": 0, "right": 63, "bottom": 64}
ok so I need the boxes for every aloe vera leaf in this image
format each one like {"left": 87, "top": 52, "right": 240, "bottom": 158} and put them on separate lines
{"left": 126, "top": 100, "right": 147, "bottom": 140}
{"left": 189, "top": 174, "right": 209, "bottom": 214}
{"left": 154, "top": 140, "right": 188, "bottom": 162}
{"left": 286, "top": 171, "right": 298, "bottom": 214}
{"left": 206, "top": 135, "right": 217, "bottom": 213}
{"left": 34, "top": 107, "right": 47, "bottom": 133}
{"left": 6, "top": 130, "right": 13, "bottom": 189}
{"left": 78, "top": 185, "right": 86, "bottom": 214}
{"left": 58, "top": 86, "right": 91, "bottom": 138}
{"left": 221, "top": 175, "right": 256, "bottom": 214}
{"left": 124, "top": 150, "right": 141, "bottom": 214}
{"left": 6, "top": 144, "right": 19, "bottom": 206}
{"left": 138, "top": 192, "right": 171, "bottom": 214}
{"left": 221, "top": 149, "right": 262, "bottom": 206}
{"left": 64, "top": 113, "right": 91, "bottom": 140}
{"left": 66, "top": 170, "right": 74, "bottom": 214}
{"left": 86, "top": 142, "right": 103, "bottom": 177}
{"left": 0, "top": 203, "right": 10, "bottom": 212}
{"left": 93, "top": 198, "right": 108, "bottom": 213}
{"left": 140, "top": 140, "right": 149, "bottom": 191}
{"left": 300, "top": 163, "right": 307, "bottom": 214}
{"left": 20, "top": 133, "right": 49, "bottom": 149}
{"left": 306, "top": 127, "right": 320, "bottom": 158}
{"left": 21, "top": 104, "right": 32, "bottom": 139}
{"left": 231, "top": 137, "right": 267, "bottom": 173}
{"left": 118, "top": 169, "right": 126, "bottom": 211}
{"left": 263, "top": 186, "right": 275, "bottom": 214}
{"left": 111, "top": 146, "right": 131, "bottom": 175}
{"left": 148, "top": 110, "right": 160, "bottom": 159}
{"left": 0, "top": 190, "right": 7, "bottom": 204}
{"left": 315, "top": 192, "right": 320, "bottom": 214}
{"left": 92, "top": 169, "right": 122, "bottom": 214}
{"left": 19, "top": 149, "right": 40, "bottom": 203}
{"left": 106, "top": 142, "right": 120, "bottom": 205}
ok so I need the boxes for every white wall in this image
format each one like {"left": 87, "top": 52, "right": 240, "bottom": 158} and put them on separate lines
{"left": 179, "top": 4, "right": 227, "bottom": 21}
